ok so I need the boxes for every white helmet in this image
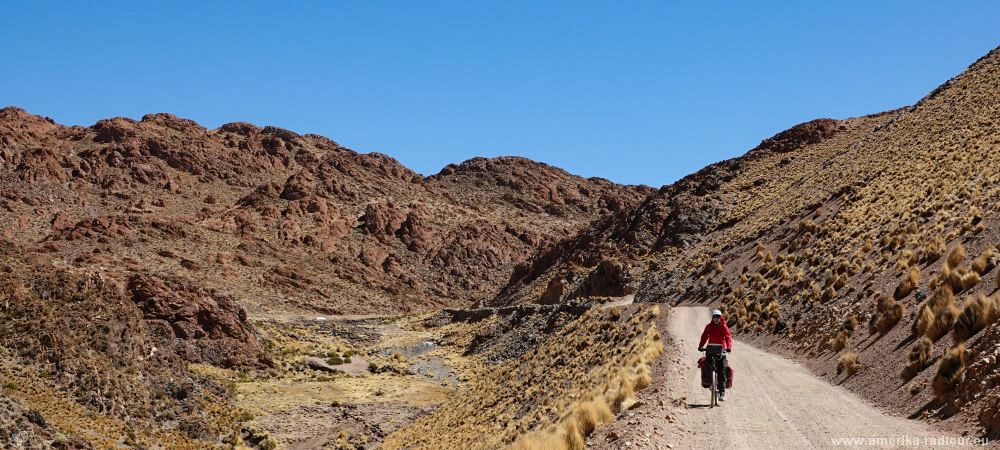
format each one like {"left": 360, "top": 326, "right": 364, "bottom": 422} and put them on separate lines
{"left": 712, "top": 309, "right": 723, "bottom": 317}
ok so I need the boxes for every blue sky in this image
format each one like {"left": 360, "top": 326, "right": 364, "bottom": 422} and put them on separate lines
{"left": 3, "top": 2, "right": 998, "bottom": 186}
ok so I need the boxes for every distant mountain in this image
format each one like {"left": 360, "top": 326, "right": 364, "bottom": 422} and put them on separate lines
{"left": 0, "top": 108, "right": 651, "bottom": 316}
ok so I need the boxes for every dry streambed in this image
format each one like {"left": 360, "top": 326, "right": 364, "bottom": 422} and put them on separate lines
{"left": 205, "top": 302, "right": 664, "bottom": 449}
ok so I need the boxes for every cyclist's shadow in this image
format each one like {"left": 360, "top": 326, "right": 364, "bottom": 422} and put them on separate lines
{"left": 687, "top": 403, "right": 714, "bottom": 409}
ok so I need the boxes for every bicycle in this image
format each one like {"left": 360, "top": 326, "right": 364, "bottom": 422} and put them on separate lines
{"left": 699, "top": 344, "right": 728, "bottom": 408}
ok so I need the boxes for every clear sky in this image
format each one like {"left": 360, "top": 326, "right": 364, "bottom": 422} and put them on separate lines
{"left": 3, "top": 2, "right": 998, "bottom": 187}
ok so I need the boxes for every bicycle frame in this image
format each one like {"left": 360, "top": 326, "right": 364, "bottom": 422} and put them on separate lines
{"left": 704, "top": 344, "right": 725, "bottom": 407}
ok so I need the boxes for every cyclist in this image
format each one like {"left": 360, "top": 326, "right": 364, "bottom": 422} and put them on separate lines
{"left": 698, "top": 309, "right": 733, "bottom": 400}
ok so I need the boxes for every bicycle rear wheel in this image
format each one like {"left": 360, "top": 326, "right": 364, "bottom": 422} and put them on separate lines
{"left": 711, "top": 372, "right": 717, "bottom": 407}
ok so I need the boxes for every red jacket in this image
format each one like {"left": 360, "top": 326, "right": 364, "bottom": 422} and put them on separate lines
{"left": 699, "top": 316, "right": 733, "bottom": 351}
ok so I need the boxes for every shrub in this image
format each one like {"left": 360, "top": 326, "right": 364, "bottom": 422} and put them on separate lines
{"left": 923, "top": 237, "right": 946, "bottom": 264}
{"left": 837, "top": 351, "right": 861, "bottom": 376}
{"left": 917, "top": 286, "right": 959, "bottom": 341}
{"left": 871, "top": 293, "right": 904, "bottom": 334}
{"left": 574, "top": 398, "right": 613, "bottom": 436}
{"left": 972, "top": 247, "right": 996, "bottom": 275}
{"left": 897, "top": 249, "right": 918, "bottom": 270}
{"left": 843, "top": 315, "right": 859, "bottom": 333}
{"left": 946, "top": 245, "right": 966, "bottom": 270}
{"left": 893, "top": 267, "right": 920, "bottom": 300}
{"left": 954, "top": 294, "right": 998, "bottom": 342}
{"left": 828, "top": 331, "right": 849, "bottom": 352}
{"left": 945, "top": 267, "right": 980, "bottom": 293}
{"left": 913, "top": 303, "right": 936, "bottom": 338}
{"left": 932, "top": 344, "right": 966, "bottom": 400}
{"left": 929, "top": 287, "right": 960, "bottom": 341}
{"left": 901, "top": 337, "right": 931, "bottom": 380}
{"left": 822, "top": 286, "right": 836, "bottom": 302}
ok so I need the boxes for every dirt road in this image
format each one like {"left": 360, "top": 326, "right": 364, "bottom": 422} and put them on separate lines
{"left": 590, "top": 306, "right": 967, "bottom": 449}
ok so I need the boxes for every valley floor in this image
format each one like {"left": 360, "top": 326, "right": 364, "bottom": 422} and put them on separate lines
{"left": 589, "top": 306, "right": 971, "bottom": 449}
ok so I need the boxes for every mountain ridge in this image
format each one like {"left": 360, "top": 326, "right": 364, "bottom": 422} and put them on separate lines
{"left": 0, "top": 106, "right": 653, "bottom": 316}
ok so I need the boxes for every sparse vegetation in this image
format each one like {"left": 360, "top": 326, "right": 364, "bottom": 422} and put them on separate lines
{"left": 837, "top": 351, "right": 861, "bottom": 376}
{"left": 915, "top": 285, "right": 959, "bottom": 341}
{"left": 893, "top": 267, "right": 920, "bottom": 300}
{"left": 946, "top": 245, "right": 966, "bottom": 271}
{"left": 873, "top": 294, "right": 905, "bottom": 334}
{"left": 901, "top": 337, "right": 932, "bottom": 380}
{"left": 932, "top": 344, "right": 966, "bottom": 400}
{"left": 972, "top": 246, "right": 996, "bottom": 275}
{"left": 382, "top": 306, "right": 663, "bottom": 450}
{"left": 954, "top": 294, "right": 998, "bottom": 342}
{"left": 828, "top": 331, "right": 849, "bottom": 352}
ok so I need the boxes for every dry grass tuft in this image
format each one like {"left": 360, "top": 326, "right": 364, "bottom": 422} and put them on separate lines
{"left": 577, "top": 399, "right": 614, "bottom": 435}
{"left": 843, "top": 315, "right": 859, "bottom": 333}
{"left": 893, "top": 267, "right": 920, "bottom": 300}
{"left": 837, "top": 351, "right": 861, "bottom": 376}
{"left": 930, "top": 290, "right": 961, "bottom": 341}
{"left": 932, "top": 344, "right": 966, "bottom": 400}
{"left": 924, "top": 237, "right": 946, "bottom": 264}
{"left": 972, "top": 246, "right": 996, "bottom": 275}
{"left": 917, "top": 285, "right": 959, "bottom": 341}
{"left": 828, "top": 330, "right": 849, "bottom": 352}
{"left": 946, "top": 244, "right": 966, "bottom": 270}
{"left": 954, "top": 294, "right": 998, "bottom": 342}
{"left": 945, "top": 267, "right": 980, "bottom": 293}
{"left": 822, "top": 286, "right": 836, "bottom": 302}
{"left": 901, "top": 336, "right": 932, "bottom": 380}
{"left": 872, "top": 293, "right": 904, "bottom": 334}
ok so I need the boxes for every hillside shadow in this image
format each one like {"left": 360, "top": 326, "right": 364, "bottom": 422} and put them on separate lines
{"left": 893, "top": 334, "right": 917, "bottom": 352}
{"left": 908, "top": 399, "right": 938, "bottom": 420}
{"left": 861, "top": 334, "right": 884, "bottom": 351}
{"left": 897, "top": 355, "right": 941, "bottom": 391}
{"left": 836, "top": 371, "right": 860, "bottom": 385}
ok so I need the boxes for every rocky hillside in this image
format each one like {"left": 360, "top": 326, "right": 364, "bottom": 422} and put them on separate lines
{"left": 0, "top": 108, "right": 651, "bottom": 316}
{"left": 497, "top": 45, "right": 1000, "bottom": 435}
{"left": 490, "top": 114, "right": 889, "bottom": 306}
{"left": 0, "top": 108, "right": 652, "bottom": 447}
{"left": 0, "top": 244, "right": 267, "bottom": 447}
